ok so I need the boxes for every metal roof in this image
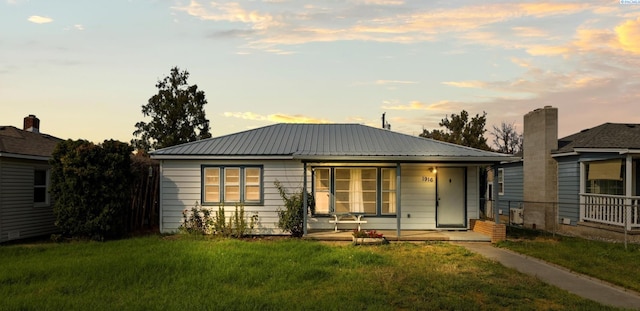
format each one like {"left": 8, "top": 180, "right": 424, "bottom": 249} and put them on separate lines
{"left": 555, "top": 123, "right": 640, "bottom": 154}
{"left": 151, "top": 123, "right": 512, "bottom": 162}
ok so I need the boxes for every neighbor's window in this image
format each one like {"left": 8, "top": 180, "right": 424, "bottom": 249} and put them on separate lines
{"left": 313, "top": 167, "right": 397, "bottom": 216}
{"left": 202, "top": 166, "right": 262, "bottom": 204}
{"left": 585, "top": 159, "right": 624, "bottom": 195}
{"left": 497, "top": 168, "right": 504, "bottom": 195}
{"left": 34, "top": 169, "right": 49, "bottom": 205}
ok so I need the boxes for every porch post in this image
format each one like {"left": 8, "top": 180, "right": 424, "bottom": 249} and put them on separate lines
{"left": 626, "top": 155, "right": 633, "bottom": 231}
{"left": 493, "top": 163, "right": 500, "bottom": 224}
{"left": 396, "top": 163, "right": 402, "bottom": 238}
{"left": 303, "top": 162, "right": 308, "bottom": 236}
{"left": 579, "top": 162, "right": 585, "bottom": 223}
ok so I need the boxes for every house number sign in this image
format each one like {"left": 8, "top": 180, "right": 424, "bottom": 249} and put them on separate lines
{"left": 421, "top": 176, "right": 434, "bottom": 183}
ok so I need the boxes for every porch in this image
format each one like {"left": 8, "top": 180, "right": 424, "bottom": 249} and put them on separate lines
{"left": 581, "top": 194, "right": 640, "bottom": 230}
{"left": 304, "top": 230, "right": 491, "bottom": 242}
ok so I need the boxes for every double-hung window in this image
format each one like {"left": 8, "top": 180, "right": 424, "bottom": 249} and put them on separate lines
{"left": 497, "top": 168, "right": 504, "bottom": 195}
{"left": 202, "top": 166, "right": 263, "bottom": 204}
{"left": 313, "top": 166, "right": 397, "bottom": 216}
{"left": 34, "top": 169, "right": 49, "bottom": 206}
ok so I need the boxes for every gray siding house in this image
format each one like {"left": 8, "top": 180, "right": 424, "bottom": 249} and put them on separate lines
{"left": 151, "top": 123, "right": 512, "bottom": 235}
{"left": 0, "top": 115, "right": 62, "bottom": 243}
{"left": 495, "top": 106, "right": 640, "bottom": 234}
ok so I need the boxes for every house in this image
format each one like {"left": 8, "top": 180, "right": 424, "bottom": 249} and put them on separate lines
{"left": 495, "top": 106, "right": 640, "bottom": 239}
{"left": 150, "top": 123, "right": 513, "bottom": 235}
{"left": 0, "top": 115, "right": 63, "bottom": 242}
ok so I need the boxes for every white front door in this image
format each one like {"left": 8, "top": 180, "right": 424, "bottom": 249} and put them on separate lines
{"left": 436, "top": 167, "right": 466, "bottom": 228}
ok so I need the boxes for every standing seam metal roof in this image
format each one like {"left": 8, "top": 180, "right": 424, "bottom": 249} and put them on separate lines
{"left": 151, "top": 123, "right": 510, "bottom": 159}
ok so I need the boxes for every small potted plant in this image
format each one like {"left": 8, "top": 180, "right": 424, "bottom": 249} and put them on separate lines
{"left": 352, "top": 229, "right": 387, "bottom": 245}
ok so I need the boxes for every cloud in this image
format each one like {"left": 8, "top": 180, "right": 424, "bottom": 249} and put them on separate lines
{"left": 615, "top": 17, "right": 640, "bottom": 53}
{"left": 382, "top": 100, "right": 426, "bottom": 110}
{"left": 510, "top": 57, "right": 531, "bottom": 68}
{"left": 223, "top": 111, "right": 330, "bottom": 123}
{"left": 353, "top": 0, "right": 405, "bottom": 5}
{"left": 172, "top": 1, "right": 279, "bottom": 30}
{"left": 442, "top": 81, "right": 486, "bottom": 88}
{"left": 512, "top": 27, "right": 548, "bottom": 38}
{"left": 28, "top": 15, "right": 53, "bottom": 24}
{"left": 171, "top": 1, "right": 605, "bottom": 53}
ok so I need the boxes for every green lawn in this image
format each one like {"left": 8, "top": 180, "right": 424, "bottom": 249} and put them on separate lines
{"left": 499, "top": 227, "right": 640, "bottom": 293}
{"left": 0, "top": 236, "right": 622, "bottom": 311}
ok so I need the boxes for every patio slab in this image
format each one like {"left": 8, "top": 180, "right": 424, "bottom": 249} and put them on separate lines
{"left": 304, "top": 230, "right": 491, "bottom": 242}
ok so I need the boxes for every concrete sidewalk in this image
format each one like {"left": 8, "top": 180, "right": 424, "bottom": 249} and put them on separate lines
{"left": 456, "top": 242, "right": 640, "bottom": 310}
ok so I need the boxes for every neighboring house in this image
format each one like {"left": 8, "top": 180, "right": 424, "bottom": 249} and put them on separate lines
{"left": 0, "top": 115, "right": 63, "bottom": 242}
{"left": 495, "top": 106, "right": 640, "bottom": 237}
{"left": 151, "top": 123, "right": 512, "bottom": 235}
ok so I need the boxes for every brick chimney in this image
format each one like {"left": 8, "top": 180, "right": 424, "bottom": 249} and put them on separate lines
{"left": 523, "top": 106, "right": 558, "bottom": 230}
{"left": 23, "top": 115, "right": 40, "bottom": 133}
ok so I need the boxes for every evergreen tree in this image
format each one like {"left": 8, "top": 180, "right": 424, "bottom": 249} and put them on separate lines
{"left": 420, "top": 110, "right": 491, "bottom": 150}
{"left": 132, "top": 66, "right": 211, "bottom": 152}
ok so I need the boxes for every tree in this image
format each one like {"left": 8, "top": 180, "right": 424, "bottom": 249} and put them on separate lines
{"left": 491, "top": 121, "right": 523, "bottom": 154}
{"left": 132, "top": 67, "right": 211, "bottom": 152}
{"left": 50, "top": 139, "right": 133, "bottom": 240}
{"left": 420, "top": 110, "right": 491, "bottom": 150}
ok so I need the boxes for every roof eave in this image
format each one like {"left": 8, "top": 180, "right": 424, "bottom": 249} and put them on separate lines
{"left": 0, "top": 152, "right": 51, "bottom": 161}
{"left": 294, "top": 155, "right": 516, "bottom": 163}
{"left": 150, "top": 155, "right": 295, "bottom": 160}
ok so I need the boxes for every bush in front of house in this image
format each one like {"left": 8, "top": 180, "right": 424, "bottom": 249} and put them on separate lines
{"left": 274, "top": 180, "right": 315, "bottom": 237}
{"left": 50, "top": 139, "right": 133, "bottom": 240}
{"left": 179, "top": 202, "right": 258, "bottom": 238}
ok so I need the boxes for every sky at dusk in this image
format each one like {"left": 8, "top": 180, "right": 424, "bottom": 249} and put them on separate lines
{"left": 2, "top": 0, "right": 639, "bottom": 148}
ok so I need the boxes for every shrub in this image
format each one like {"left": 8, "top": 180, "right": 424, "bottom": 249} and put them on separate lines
{"left": 274, "top": 180, "right": 315, "bottom": 237}
{"left": 180, "top": 203, "right": 257, "bottom": 238}
{"left": 180, "top": 201, "right": 214, "bottom": 235}
{"left": 50, "top": 139, "right": 133, "bottom": 240}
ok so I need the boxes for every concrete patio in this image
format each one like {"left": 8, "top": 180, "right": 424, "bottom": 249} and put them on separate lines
{"left": 304, "top": 230, "right": 491, "bottom": 242}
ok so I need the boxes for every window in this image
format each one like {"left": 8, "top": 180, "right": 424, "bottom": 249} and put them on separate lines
{"left": 585, "top": 160, "right": 624, "bottom": 195}
{"left": 497, "top": 168, "right": 504, "bottom": 195}
{"left": 314, "top": 168, "right": 331, "bottom": 214}
{"left": 381, "top": 168, "right": 396, "bottom": 214}
{"left": 312, "top": 166, "right": 397, "bottom": 216}
{"left": 202, "top": 166, "right": 262, "bottom": 204}
{"left": 34, "top": 169, "right": 49, "bottom": 205}
{"left": 335, "top": 168, "right": 377, "bottom": 214}
{"left": 244, "top": 167, "right": 261, "bottom": 202}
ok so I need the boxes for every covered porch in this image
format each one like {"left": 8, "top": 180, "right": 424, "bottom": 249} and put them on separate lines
{"left": 580, "top": 194, "right": 640, "bottom": 230}
{"left": 579, "top": 154, "right": 640, "bottom": 230}
{"left": 304, "top": 230, "right": 491, "bottom": 242}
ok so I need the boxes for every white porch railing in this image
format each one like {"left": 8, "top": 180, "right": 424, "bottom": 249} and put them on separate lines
{"left": 580, "top": 193, "right": 640, "bottom": 230}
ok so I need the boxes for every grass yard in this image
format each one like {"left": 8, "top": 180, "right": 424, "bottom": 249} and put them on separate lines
{"left": 499, "top": 227, "right": 640, "bottom": 293}
{"left": 0, "top": 236, "right": 622, "bottom": 311}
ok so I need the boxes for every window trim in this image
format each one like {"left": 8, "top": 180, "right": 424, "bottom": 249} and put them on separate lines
{"left": 311, "top": 166, "right": 398, "bottom": 217}
{"left": 33, "top": 168, "right": 50, "bottom": 207}
{"left": 201, "top": 165, "right": 264, "bottom": 205}
{"left": 497, "top": 168, "right": 504, "bottom": 195}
